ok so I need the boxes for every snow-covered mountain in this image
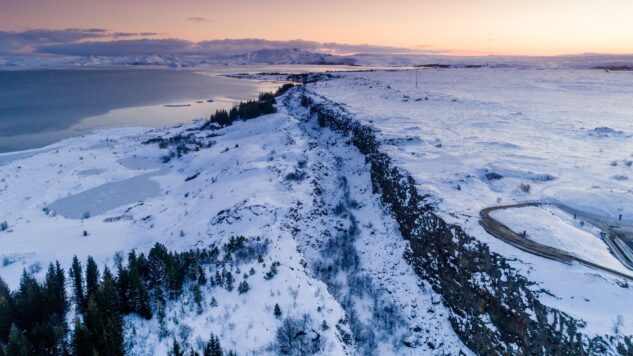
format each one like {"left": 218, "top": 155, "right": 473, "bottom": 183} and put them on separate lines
{"left": 0, "top": 49, "right": 356, "bottom": 68}
{"left": 222, "top": 48, "right": 356, "bottom": 65}
{"left": 6, "top": 50, "right": 633, "bottom": 70}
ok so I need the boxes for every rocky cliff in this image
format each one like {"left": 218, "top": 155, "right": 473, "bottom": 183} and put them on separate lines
{"left": 295, "top": 87, "right": 632, "bottom": 355}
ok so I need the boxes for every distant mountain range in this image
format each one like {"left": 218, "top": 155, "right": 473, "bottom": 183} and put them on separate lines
{"left": 3, "top": 48, "right": 633, "bottom": 69}
{"left": 0, "top": 48, "right": 358, "bottom": 68}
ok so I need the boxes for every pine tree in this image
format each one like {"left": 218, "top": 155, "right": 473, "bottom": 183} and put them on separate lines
{"left": 237, "top": 281, "right": 250, "bottom": 295}
{"left": 197, "top": 266, "right": 207, "bottom": 286}
{"left": 134, "top": 281, "right": 152, "bottom": 320}
{"left": 14, "top": 270, "right": 43, "bottom": 333}
{"left": 155, "top": 289, "right": 168, "bottom": 339}
{"left": 192, "top": 285, "right": 203, "bottom": 315}
{"left": 85, "top": 257, "right": 100, "bottom": 301}
{"left": 148, "top": 243, "right": 169, "bottom": 289}
{"left": 264, "top": 262, "right": 279, "bottom": 280}
{"left": 83, "top": 296, "right": 124, "bottom": 356}
{"left": 6, "top": 324, "right": 31, "bottom": 355}
{"left": 127, "top": 259, "right": 152, "bottom": 320}
{"left": 214, "top": 271, "right": 222, "bottom": 286}
{"left": 45, "top": 262, "right": 68, "bottom": 320}
{"left": 98, "top": 268, "right": 121, "bottom": 315}
{"left": 69, "top": 256, "right": 85, "bottom": 311}
{"left": 71, "top": 317, "right": 92, "bottom": 356}
{"left": 170, "top": 339, "right": 185, "bottom": 356}
{"left": 210, "top": 297, "right": 218, "bottom": 308}
{"left": 224, "top": 272, "right": 234, "bottom": 292}
{"left": 274, "top": 304, "right": 282, "bottom": 319}
{"left": 0, "top": 277, "right": 12, "bottom": 341}
{"left": 116, "top": 262, "right": 131, "bottom": 314}
{"left": 30, "top": 320, "right": 61, "bottom": 355}
{"left": 203, "top": 334, "right": 223, "bottom": 356}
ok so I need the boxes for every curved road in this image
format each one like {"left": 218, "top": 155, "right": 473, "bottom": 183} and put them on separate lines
{"left": 479, "top": 202, "right": 633, "bottom": 282}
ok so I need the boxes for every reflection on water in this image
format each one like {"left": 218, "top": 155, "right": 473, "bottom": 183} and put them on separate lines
{"left": 0, "top": 64, "right": 360, "bottom": 153}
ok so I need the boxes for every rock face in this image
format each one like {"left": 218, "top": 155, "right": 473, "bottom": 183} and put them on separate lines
{"left": 296, "top": 89, "right": 632, "bottom": 355}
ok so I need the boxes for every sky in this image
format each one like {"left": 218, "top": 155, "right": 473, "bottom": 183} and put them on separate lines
{"left": 1, "top": 0, "right": 633, "bottom": 56}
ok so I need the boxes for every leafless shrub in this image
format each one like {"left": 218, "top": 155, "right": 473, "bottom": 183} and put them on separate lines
{"left": 519, "top": 183, "right": 531, "bottom": 193}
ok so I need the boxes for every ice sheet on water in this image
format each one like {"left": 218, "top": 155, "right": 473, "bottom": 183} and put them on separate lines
{"left": 46, "top": 169, "right": 165, "bottom": 219}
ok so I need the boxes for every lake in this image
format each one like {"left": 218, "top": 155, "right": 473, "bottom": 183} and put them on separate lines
{"left": 0, "top": 64, "right": 355, "bottom": 152}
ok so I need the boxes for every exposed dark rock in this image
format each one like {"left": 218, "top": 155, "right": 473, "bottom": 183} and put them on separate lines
{"left": 297, "top": 91, "right": 632, "bottom": 355}
{"left": 185, "top": 172, "right": 200, "bottom": 182}
{"left": 484, "top": 172, "right": 504, "bottom": 181}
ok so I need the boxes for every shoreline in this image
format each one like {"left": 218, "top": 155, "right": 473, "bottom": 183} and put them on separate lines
{"left": 0, "top": 65, "right": 370, "bottom": 153}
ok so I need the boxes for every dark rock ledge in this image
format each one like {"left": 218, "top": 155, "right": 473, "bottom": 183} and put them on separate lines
{"left": 294, "top": 88, "right": 632, "bottom": 356}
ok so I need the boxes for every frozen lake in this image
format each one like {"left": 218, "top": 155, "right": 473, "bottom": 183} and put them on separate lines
{"left": 0, "top": 64, "right": 356, "bottom": 152}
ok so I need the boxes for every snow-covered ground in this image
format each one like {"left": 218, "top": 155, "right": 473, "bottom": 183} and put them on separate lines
{"left": 490, "top": 206, "right": 629, "bottom": 274}
{"left": 0, "top": 91, "right": 470, "bottom": 354}
{"left": 0, "top": 114, "right": 351, "bottom": 354}
{"left": 2, "top": 66, "right": 633, "bottom": 353}
{"left": 306, "top": 68, "right": 633, "bottom": 336}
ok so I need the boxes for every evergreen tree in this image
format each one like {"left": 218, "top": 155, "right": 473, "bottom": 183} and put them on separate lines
{"left": 131, "top": 276, "right": 152, "bottom": 320}
{"left": 71, "top": 318, "right": 92, "bottom": 356}
{"left": 274, "top": 304, "right": 282, "bottom": 319}
{"left": 30, "top": 319, "right": 62, "bottom": 355}
{"left": 197, "top": 266, "right": 207, "bottom": 286}
{"left": 170, "top": 339, "right": 185, "bottom": 356}
{"left": 97, "top": 268, "right": 121, "bottom": 315}
{"left": 155, "top": 289, "right": 168, "bottom": 339}
{"left": 45, "top": 262, "right": 68, "bottom": 321}
{"left": 0, "top": 245, "right": 257, "bottom": 355}
{"left": 203, "top": 334, "right": 223, "bottom": 356}
{"left": 192, "top": 285, "right": 203, "bottom": 315}
{"left": 69, "top": 256, "right": 85, "bottom": 311}
{"left": 6, "top": 324, "right": 30, "bottom": 355}
{"left": 0, "top": 277, "right": 12, "bottom": 342}
{"left": 237, "top": 281, "right": 250, "bottom": 295}
{"left": 148, "top": 243, "right": 169, "bottom": 289}
{"left": 116, "top": 261, "right": 131, "bottom": 314}
{"left": 71, "top": 265, "right": 124, "bottom": 356}
{"left": 264, "top": 262, "right": 280, "bottom": 280}
{"left": 85, "top": 257, "right": 100, "bottom": 301}
{"left": 119, "top": 250, "right": 155, "bottom": 319}
{"left": 224, "top": 272, "right": 234, "bottom": 292}
{"left": 13, "top": 270, "right": 43, "bottom": 333}
{"left": 83, "top": 296, "right": 124, "bottom": 356}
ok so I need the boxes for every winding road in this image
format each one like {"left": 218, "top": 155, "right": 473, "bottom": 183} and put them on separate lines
{"left": 479, "top": 202, "right": 633, "bottom": 282}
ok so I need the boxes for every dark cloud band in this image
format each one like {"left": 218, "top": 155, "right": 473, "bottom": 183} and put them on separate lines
{"left": 0, "top": 28, "right": 158, "bottom": 54}
{"left": 0, "top": 28, "right": 419, "bottom": 58}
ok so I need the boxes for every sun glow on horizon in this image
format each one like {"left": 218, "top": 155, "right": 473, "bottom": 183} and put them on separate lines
{"left": 2, "top": 0, "right": 633, "bottom": 56}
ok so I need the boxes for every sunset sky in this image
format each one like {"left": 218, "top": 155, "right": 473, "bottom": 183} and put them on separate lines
{"left": 2, "top": 0, "right": 633, "bottom": 56}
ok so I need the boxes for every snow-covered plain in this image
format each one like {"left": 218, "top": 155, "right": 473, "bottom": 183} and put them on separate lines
{"left": 490, "top": 206, "right": 629, "bottom": 274}
{"left": 306, "top": 68, "right": 633, "bottom": 336}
